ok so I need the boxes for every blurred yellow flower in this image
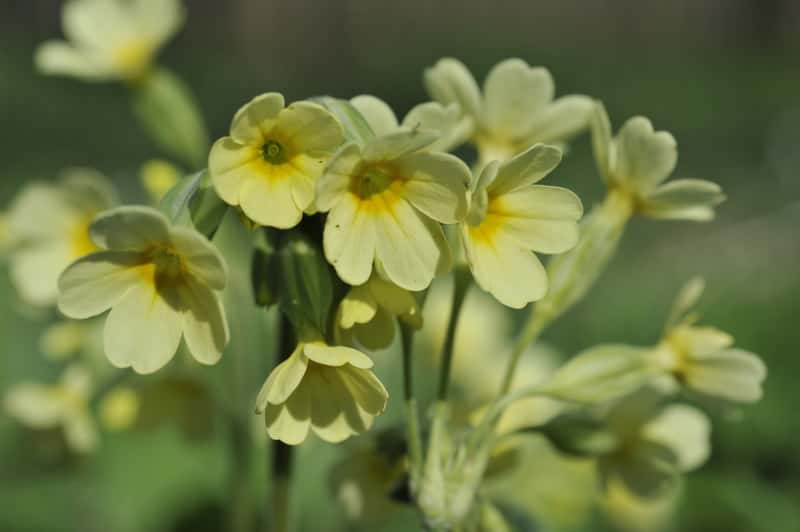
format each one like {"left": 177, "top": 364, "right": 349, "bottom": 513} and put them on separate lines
{"left": 99, "top": 386, "right": 140, "bottom": 430}
{"left": 209, "top": 93, "right": 344, "bottom": 228}
{"left": 590, "top": 103, "right": 725, "bottom": 221}
{"left": 255, "top": 341, "right": 388, "bottom": 445}
{"left": 35, "top": 0, "right": 185, "bottom": 82}
{"left": 141, "top": 159, "right": 180, "bottom": 202}
{"left": 336, "top": 274, "right": 422, "bottom": 351}
{"left": 461, "top": 144, "right": 582, "bottom": 308}
{"left": 648, "top": 278, "right": 766, "bottom": 403}
{"left": 4, "top": 365, "right": 97, "bottom": 453}
{"left": 425, "top": 58, "right": 593, "bottom": 166}
{"left": 58, "top": 206, "right": 229, "bottom": 374}
{"left": 5, "top": 169, "right": 117, "bottom": 306}
{"left": 317, "top": 130, "right": 469, "bottom": 290}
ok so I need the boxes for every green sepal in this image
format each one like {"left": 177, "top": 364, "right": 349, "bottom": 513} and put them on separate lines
{"left": 538, "top": 411, "right": 619, "bottom": 458}
{"left": 131, "top": 68, "right": 209, "bottom": 169}
{"left": 159, "top": 170, "right": 228, "bottom": 239}
{"left": 312, "top": 96, "right": 376, "bottom": 147}
{"left": 251, "top": 228, "right": 279, "bottom": 308}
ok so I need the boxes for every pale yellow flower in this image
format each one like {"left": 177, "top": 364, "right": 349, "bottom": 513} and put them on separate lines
{"left": 255, "top": 341, "right": 388, "bottom": 445}
{"left": 140, "top": 159, "right": 180, "bottom": 202}
{"left": 35, "top": 0, "right": 184, "bottom": 82}
{"left": 58, "top": 206, "right": 229, "bottom": 374}
{"left": 209, "top": 92, "right": 344, "bottom": 228}
{"left": 461, "top": 144, "right": 582, "bottom": 308}
{"left": 316, "top": 129, "right": 470, "bottom": 291}
{"left": 591, "top": 102, "right": 725, "bottom": 220}
{"left": 425, "top": 58, "right": 593, "bottom": 165}
{"left": 647, "top": 278, "right": 766, "bottom": 403}
{"left": 5, "top": 169, "right": 117, "bottom": 306}
{"left": 4, "top": 365, "right": 97, "bottom": 453}
{"left": 336, "top": 274, "right": 422, "bottom": 351}
{"left": 350, "top": 95, "right": 470, "bottom": 152}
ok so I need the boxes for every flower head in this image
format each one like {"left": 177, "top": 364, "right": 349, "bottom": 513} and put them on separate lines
{"left": 5, "top": 169, "right": 117, "bottom": 306}
{"left": 35, "top": 0, "right": 185, "bottom": 82}
{"left": 648, "top": 278, "right": 766, "bottom": 403}
{"left": 590, "top": 102, "right": 725, "bottom": 220}
{"left": 424, "top": 58, "right": 593, "bottom": 165}
{"left": 209, "top": 92, "right": 344, "bottom": 228}
{"left": 256, "top": 341, "right": 388, "bottom": 445}
{"left": 57, "top": 206, "right": 229, "bottom": 374}
{"left": 336, "top": 274, "right": 422, "bottom": 351}
{"left": 4, "top": 365, "right": 97, "bottom": 453}
{"left": 317, "top": 129, "right": 470, "bottom": 291}
{"left": 460, "top": 144, "right": 582, "bottom": 308}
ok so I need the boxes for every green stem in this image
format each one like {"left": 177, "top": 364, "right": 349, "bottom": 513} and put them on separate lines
{"left": 436, "top": 269, "right": 470, "bottom": 401}
{"left": 268, "top": 315, "right": 295, "bottom": 532}
{"left": 496, "top": 308, "right": 551, "bottom": 397}
{"left": 400, "top": 322, "right": 423, "bottom": 490}
{"left": 229, "top": 417, "right": 253, "bottom": 532}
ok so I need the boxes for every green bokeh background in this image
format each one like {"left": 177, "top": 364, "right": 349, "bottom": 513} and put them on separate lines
{"left": 1, "top": 1, "right": 799, "bottom": 531}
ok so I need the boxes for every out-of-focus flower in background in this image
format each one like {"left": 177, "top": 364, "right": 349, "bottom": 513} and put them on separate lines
{"left": 35, "top": 0, "right": 185, "bottom": 83}
{"left": 4, "top": 168, "right": 117, "bottom": 307}
{"left": 425, "top": 58, "right": 593, "bottom": 166}
{"left": 57, "top": 206, "right": 230, "bottom": 374}
{"left": 99, "top": 386, "right": 140, "bottom": 431}
{"left": 4, "top": 364, "right": 98, "bottom": 453}
{"left": 140, "top": 159, "right": 181, "bottom": 203}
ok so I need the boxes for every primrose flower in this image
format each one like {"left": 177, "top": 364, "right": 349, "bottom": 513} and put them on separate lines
{"left": 256, "top": 341, "right": 388, "bottom": 445}
{"left": 599, "top": 396, "right": 711, "bottom": 499}
{"left": 460, "top": 143, "right": 582, "bottom": 308}
{"left": 350, "top": 95, "right": 470, "bottom": 152}
{"left": 336, "top": 274, "right": 422, "bottom": 351}
{"left": 141, "top": 159, "right": 180, "bottom": 202}
{"left": 57, "top": 206, "right": 229, "bottom": 374}
{"left": 209, "top": 92, "right": 344, "bottom": 228}
{"left": 424, "top": 58, "right": 593, "bottom": 165}
{"left": 4, "top": 365, "right": 97, "bottom": 453}
{"left": 5, "top": 169, "right": 117, "bottom": 306}
{"left": 591, "top": 102, "right": 725, "bottom": 220}
{"left": 647, "top": 278, "right": 766, "bottom": 403}
{"left": 35, "top": 0, "right": 184, "bottom": 82}
{"left": 316, "top": 129, "right": 470, "bottom": 291}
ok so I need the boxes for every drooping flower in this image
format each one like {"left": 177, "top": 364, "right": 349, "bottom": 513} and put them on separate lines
{"left": 209, "top": 92, "right": 344, "bottom": 229}
{"left": 336, "top": 274, "right": 422, "bottom": 351}
{"left": 316, "top": 129, "right": 470, "bottom": 291}
{"left": 35, "top": 0, "right": 185, "bottom": 82}
{"left": 647, "top": 278, "right": 766, "bottom": 403}
{"left": 590, "top": 102, "right": 725, "bottom": 221}
{"left": 424, "top": 58, "right": 593, "bottom": 165}
{"left": 4, "top": 365, "right": 98, "bottom": 453}
{"left": 350, "top": 94, "right": 470, "bottom": 152}
{"left": 5, "top": 169, "right": 117, "bottom": 306}
{"left": 460, "top": 143, "right": 582, "bottom": 308}
{"left": 57, "top": 206, "right": 229, "bottom": 374}
{"left": 255, "top": 341, "right": 388, "bottom": 445}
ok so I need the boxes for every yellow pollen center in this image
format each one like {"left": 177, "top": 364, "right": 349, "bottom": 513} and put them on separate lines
{"left": 262, "top": 140, "right": 288, "bottom": 164}
{"left": 354, "top": 165, "right": 395, "bottom": 199}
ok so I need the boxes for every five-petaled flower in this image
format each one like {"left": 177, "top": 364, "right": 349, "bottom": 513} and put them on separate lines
{"left": 461, "top": 144, "right": 582, "bottom": 308}
{"left": 425, "top": 58, "right": 593, "bottom": 166}
{"left": 57, "top": 206, "right": 230, "bottom": 374}
{"left": 209, "top": 92, "right": 345, "bottom": 229}
{"left": 35, "top": 0, "right": 185, "bottom": 82}
{"left": 256, "top": 341, "right": 388, "bottom": 445}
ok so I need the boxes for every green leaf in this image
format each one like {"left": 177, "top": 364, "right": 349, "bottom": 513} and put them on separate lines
{"left": 312, "top": 96, "right": 376, "bottom": 147}
{"left": 131, "top": 68, "right": 209, "bottom": 169}
{"left": 158, "top": 170, "right": 228, "bottom": 239}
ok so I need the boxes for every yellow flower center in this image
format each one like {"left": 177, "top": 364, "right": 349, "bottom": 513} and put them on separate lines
{"left": 139, "top": 245, "right": 188, "bottom": 290}
{"left": 69, "top": 219, "right": 99, "bottom": 259}
{"left": 349, "top": 164, "right": 405, "bottom": 214}
{"left": 262, "top": 140, "right": 288, "bottom": 165}
{"left": 112, "top": 38, "right": 154, "bottom": 78}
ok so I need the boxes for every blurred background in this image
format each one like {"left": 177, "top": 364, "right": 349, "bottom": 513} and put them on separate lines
{"left": 1, "top": 1, "right": 799, "bottom": 531}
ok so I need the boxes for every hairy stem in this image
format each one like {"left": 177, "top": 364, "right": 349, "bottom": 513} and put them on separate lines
{"left": 496, "top": 309, "right": 551, "bottom": 397}
{"left": 436, "top": 269, "right": 471, "bottom": 401}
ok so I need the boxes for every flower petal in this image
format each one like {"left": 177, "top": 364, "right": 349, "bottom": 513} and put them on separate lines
{"left": 522, "top": 95, "right": 593, "bottom": 144}
{"left": 256, "top": 345, "right": 309, "bottom": 409}
{"left": 89, "top": 206, "right": 170, "bottom": 251}
{"left": 640, "top": 179, "right": 725, "bottom": 221}
{"left": 103, "top": 283, "right": 182, "bottom": 374}
{"left": 350, "top": 95, "right": 399, "bottom": 137}
{"left": 484, "top": 59, "right": 554, "bottom": 140}
{"left": 4, "top": 384, "right": 65, "bottom": 427}
{"left": 303, "top": 343, "right": 374, "bottom": 369}
{"left": 306, "top": 367, "right": 360, "bottom": 442}
{"left": 590, "top": 101, "right": 614, "bottom": 182}
{"left": 424, "top": 58, "right": 483, "bottom": 121}
{"left": 179, "top": 279, "right": 229, "bottom": 366}
{"left": 362, "top": 130, "right": 439, "bottom": 163}
{"left": 11, "top": 242, "right": 72, "bottom": 306}
{"left": 489, "top": 144, "right": 562, "bottom": 196}
{"left": 208, "top": 138, "right": 262, "bottom": 205}
{"left": 239, "top": 173, "right": 303, "bottom": 229}
{"left": 394, "top": 151, "right": 470, "bottom": 224}
{"left": 401, "top": 101, "right": 471, "bottom": 152}
{"left": 230, "top": 92, "right": 285, "bottom": 145}
{"left": 685, "top": 349, "right": 766, "bottom": 403}
{"left": 462, "top": 226, "right": 547, "bottom": 308}
{"left": 323, "top": 195, "right": 377, "bottom": 286}
{"left": 339, "top": 284, "right": 378, "bottom": 329}
{"left": 265, "top": 383, "right": 311, "bottom": 445}
{"left": 58, "top": 250, "right": 145, "bottom": 319}
{"left": 34, "top": 41, "right": 107, "bottom": 80}
{"left": 642, "top": 405, "right": 711, "bottom": 472}
{"left": 352, "top": 308, "right": 395, "bottom": 351}
{"left": 615, "top": 117, "right": 677, "bottom": 193}
{"left": 274, "top": 101, "right": 344, "bottom": 155}
{"left": 169, "top": 227, "right": 227, "bottom": 290}
{"left": 317, "top": 143, "right": 362, "bottom": 212}
{"left": 64, "top": 410, "right": 98, "bottom": 453}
